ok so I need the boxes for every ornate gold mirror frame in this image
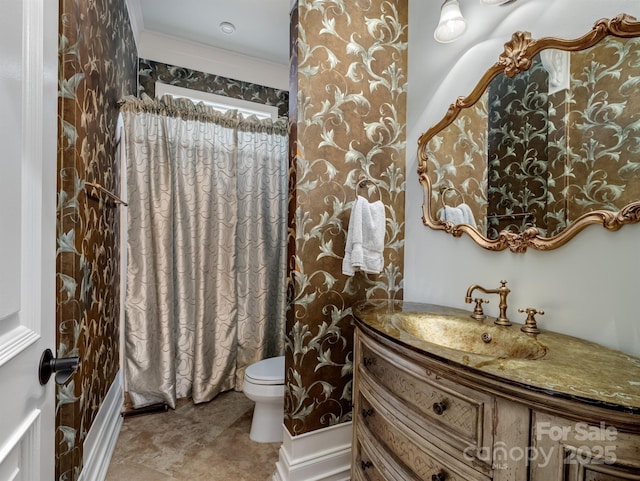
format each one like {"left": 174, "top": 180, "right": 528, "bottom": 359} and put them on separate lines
{"left": 417, "top": 14, "right": 640, "bottom": 252}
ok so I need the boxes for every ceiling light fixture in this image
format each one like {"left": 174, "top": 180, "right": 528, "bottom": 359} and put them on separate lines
{"left": 434, "top": 0, "right": 467, "bottom": 43}
{"left": 219, "top": 21, "right": 236, "bottom": 35}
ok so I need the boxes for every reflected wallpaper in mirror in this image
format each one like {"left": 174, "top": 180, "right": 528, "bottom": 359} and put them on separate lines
{"left": 418, "top": 14, "right": 640, "bottom": 252}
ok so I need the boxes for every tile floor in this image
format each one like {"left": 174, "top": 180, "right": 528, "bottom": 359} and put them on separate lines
{"left": 105, "top": 391, "right": 280, "bottom": 481}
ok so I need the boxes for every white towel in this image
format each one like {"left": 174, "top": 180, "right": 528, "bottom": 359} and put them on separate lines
{"left": 439, "top": 204, "right": 477, "bottom": 228}
{"left": 457, "top": 203, "right": 477, "bottom": 228}
{"left": 342, "top": 196, "right": 386, "bottom": 275}
{"left": 440, "top": 205, "right": 464, "bottom": 225}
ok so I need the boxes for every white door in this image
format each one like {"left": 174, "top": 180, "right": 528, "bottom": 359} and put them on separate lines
{"left": 0, "top": 0, "right": 58, "bottom": 480}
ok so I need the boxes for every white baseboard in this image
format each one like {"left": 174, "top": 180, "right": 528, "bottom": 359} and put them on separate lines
{"left": 273, "top": 421, "right": 352, "bottom": 481}
{"left": 78, "top": 370, "right": 124, "bottom": 481}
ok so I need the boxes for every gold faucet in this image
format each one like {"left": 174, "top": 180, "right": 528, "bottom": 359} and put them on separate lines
{"left": 465, "top": 280, "right": 512, "bottom": 326}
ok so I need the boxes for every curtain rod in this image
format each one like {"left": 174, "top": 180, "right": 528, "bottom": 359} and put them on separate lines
{"left": 85, "top": 181, "right": 128, "bottom": 207}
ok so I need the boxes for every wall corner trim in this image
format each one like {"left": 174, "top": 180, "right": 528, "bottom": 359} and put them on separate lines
{"left": 273, "top": 421, "right": 352, "bottom": 481}
{"left": 78, "top": 370, "right": 124, "bottom": 481}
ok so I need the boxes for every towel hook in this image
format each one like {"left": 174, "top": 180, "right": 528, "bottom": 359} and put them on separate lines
{"left": 355, "top": 174, "right": 380, "bottom": 200}
{"left": 439, "top": 185, "right": 464, "bottom": 208}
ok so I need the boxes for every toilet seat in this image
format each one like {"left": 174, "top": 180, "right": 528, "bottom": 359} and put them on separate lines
{"left": 244, "top": 356, "right": 285, "bottom": 385}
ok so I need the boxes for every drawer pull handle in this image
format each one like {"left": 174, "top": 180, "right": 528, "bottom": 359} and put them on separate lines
{"left": 361, "top": 408, "right": 374, "bottom": 418}
{"left": 363, "top": 357, "right": 376, "bottom": 367}
{"left": 361, "top": 460, "right": 374, "bottom": 470}
{"left": 432, "top": 401, "right": 447, "bottom": 415}
{"left": 432, "top": 472, "right": 446, "bottom": 481}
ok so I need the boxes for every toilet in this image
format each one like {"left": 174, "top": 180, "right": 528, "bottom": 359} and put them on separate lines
{"left": 243, "top": 355, "right": 285, "bottom": 443}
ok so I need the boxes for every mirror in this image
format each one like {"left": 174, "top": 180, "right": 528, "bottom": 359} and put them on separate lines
{"left": 418, "top": 14, "right": 640, "bottom": 252}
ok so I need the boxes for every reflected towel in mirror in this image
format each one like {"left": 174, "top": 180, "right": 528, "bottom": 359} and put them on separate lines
{"left": 457, "top": 203, "right": 477, "bottom": 228}
{"left": 439, "top": 203, "right": 477, "bottom": 228}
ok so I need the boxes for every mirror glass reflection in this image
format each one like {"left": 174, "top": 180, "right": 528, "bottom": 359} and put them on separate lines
{"left": 419, "top": 17, "right": 640, "bottom": 250}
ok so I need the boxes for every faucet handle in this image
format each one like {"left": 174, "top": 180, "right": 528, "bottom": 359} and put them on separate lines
{"left": 470, "top": 298, "right": 489, "bottom": 321}
{"left": 518, "top": 308, "right": 544, "bottom": 335}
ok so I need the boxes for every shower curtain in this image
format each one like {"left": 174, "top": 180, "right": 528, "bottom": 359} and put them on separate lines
{"left": 120, "top": 95, "right": 288, "bottom": 408}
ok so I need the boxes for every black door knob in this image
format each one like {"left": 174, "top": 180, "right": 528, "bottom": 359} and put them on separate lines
{"left": 432, "top": 401, "right": 447, "bottom": 415}
{"left": 363, "top": 357, "right": 376, "bottom": 367}
{"left": 38, "top": 348, "right": 80, "bottom": 385}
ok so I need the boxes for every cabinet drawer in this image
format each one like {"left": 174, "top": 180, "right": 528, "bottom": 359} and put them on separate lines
{"left": 355, "top": 423, "right": 422, "bottom": 481}
{"left": 357, "top": 385, "right": 492, "bottom": 481}
{"left": 530, "top": 412, "right": 640, "bottom": 481}
{"left": 358, "top": 333, "right": 494, "bottom": 457}
{"left": 564, "top": 457, "right": 640, "bottom": 481}
{"left": 354, "top": 438, "right": 389, "bottom": 481}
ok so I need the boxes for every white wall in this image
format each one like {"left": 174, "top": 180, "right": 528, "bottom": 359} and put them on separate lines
{"left": 136, "top": 31, "right": 289, "bottom": 91}
{"left": 405, "top": 0, "right": 640, "bottom": 357}
{"left": 124, "top": 0, "right": 289, "bottom": 91}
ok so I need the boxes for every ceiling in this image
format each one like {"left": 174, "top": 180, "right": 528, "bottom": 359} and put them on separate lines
{"left": 133, "top": 0, "right": 291, "bottom": 66}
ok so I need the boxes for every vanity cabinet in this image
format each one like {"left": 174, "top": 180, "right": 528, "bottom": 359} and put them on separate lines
{"left": 530, "top": 412, "right": 640, "bottom": 481}
{"left": 352, "top": 323, "right": 640, "bottom": 481}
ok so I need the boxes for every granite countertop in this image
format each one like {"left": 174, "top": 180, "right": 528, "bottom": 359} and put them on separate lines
{"left": 353, "top": 299, "right": 640, "bottom": 414}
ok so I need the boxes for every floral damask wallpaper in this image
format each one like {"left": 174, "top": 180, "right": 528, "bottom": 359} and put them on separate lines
{"left": 563, "top": 36, "right": 640, "bottom": 221}
{"left": 486, "top": 56, "right": 550, "bottom": 237}
{"left": 485, "top": 37, "right": 640, "bottom": 237}
{"left": 546, "top": 87, "right": 570, "bottom": 236}
{"left": 425, "top": 60, "right": 551, "bottom": 239}
{"left": 138, "top": 59, "right": 289, "bottom": 118}
{"left": 56, "top": 0, "right": 137, "bottom": 479}
{"left": 285, "top": 0, "right": 407, "bottom": 435}
{"left": 425, "top": 92, "right": 489, "bottom": 236}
